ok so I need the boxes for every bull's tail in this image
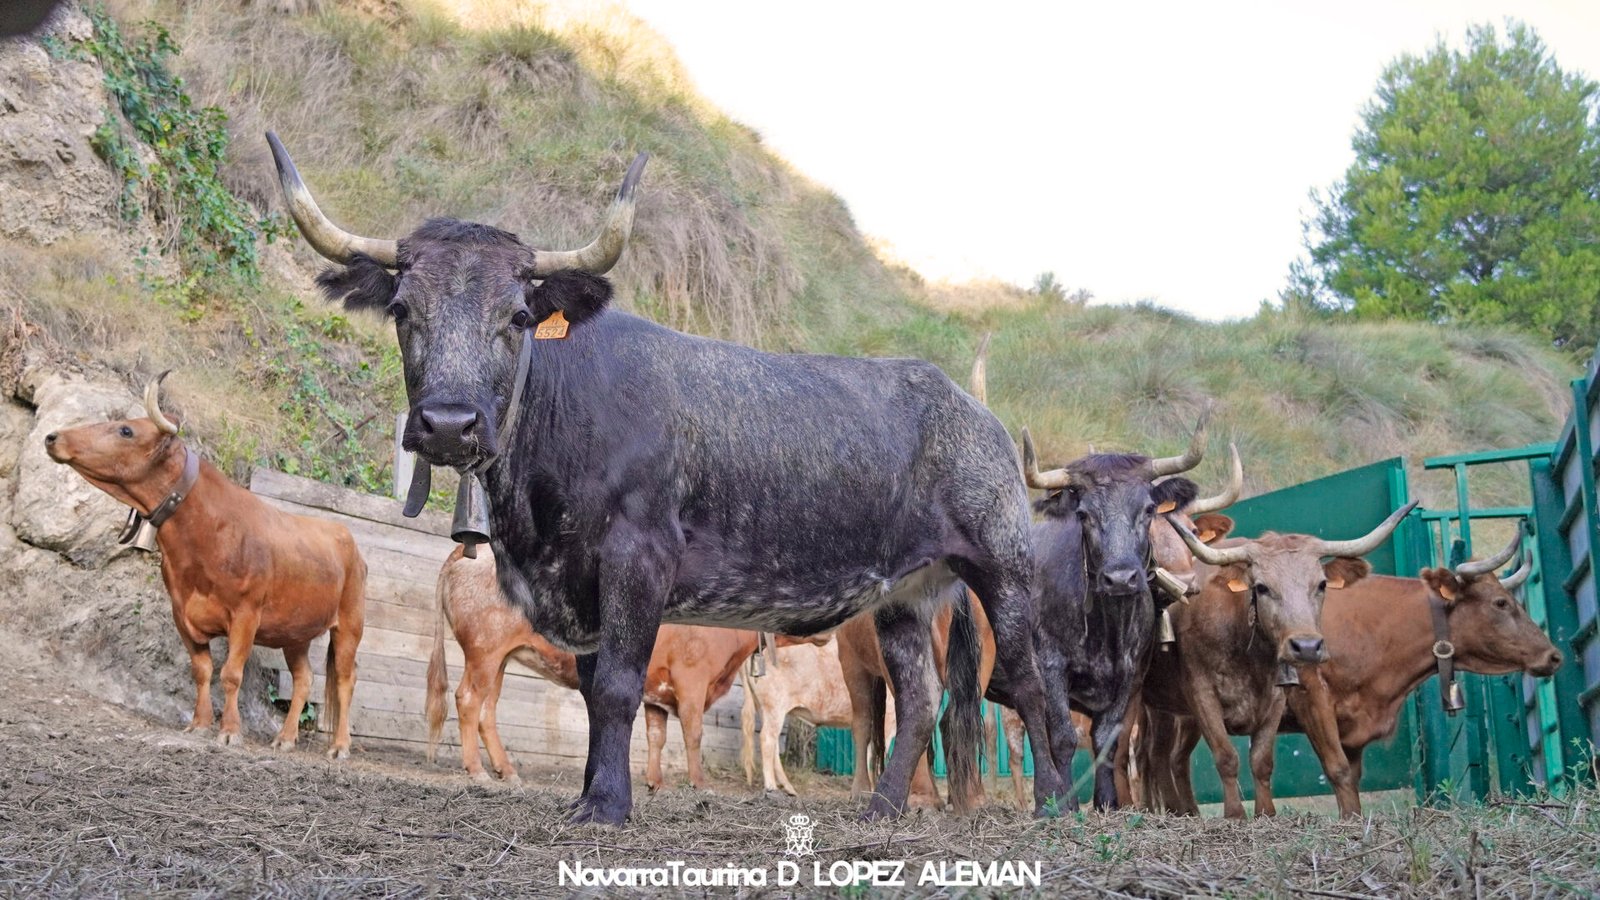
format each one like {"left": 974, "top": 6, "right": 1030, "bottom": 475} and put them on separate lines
{"left": 867, "top": 677, "right": 887, "bottom": 786}
{"left": 425, "top": 562, "right": 453, "bottom": 764}
{"left": 739, "top": 666, "right": 759, "bottom": 786}
{"left": 943, "top": 585, "right": 983, "bottom": 813}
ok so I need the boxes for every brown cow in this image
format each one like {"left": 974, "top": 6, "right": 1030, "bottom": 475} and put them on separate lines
{"left": 1146, "top": 531, "right": 1560, "bottom": 816}
{"left": 738, "top": 634, "right": 851, "bottom": 796}
{"left": 46, "top": 374, "right": 367, "bottom": 756}
{"left": 425, "top": 546, "right": 756, "bottom": 788}
{"left": 1139, "top": 503, "right": 1415, "bottom": 819}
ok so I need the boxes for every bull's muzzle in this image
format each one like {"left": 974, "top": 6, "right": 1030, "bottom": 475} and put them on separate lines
{"left": 1284, "top": 634, "right": 1328, "bottom": 664}
{"left": 1529, "top": 649, "right": 1563, "bottom": 677}
{"left": 403, "top": 402, "right": 494, "bottom": 467}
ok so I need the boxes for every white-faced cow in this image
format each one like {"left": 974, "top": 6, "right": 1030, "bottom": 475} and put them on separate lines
{"left": 268, "top": 134, "right": 1067, "bottom": 823}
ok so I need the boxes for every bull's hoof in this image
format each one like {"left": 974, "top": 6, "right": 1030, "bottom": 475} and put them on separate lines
{"left": 907, "top": 794, "right": 943, "bottom": 811}
{"left": 499, "top": 769, "right": 522, "bottom": 784}
{"left": 216, "top": 731, "right": 243, "bottom": 748}
{"left": 470, "top": 770, "right": 493, "bottom": 784}
{"left": 567, "top": 797, "right": 628, "bottom": 827}
{"left": 183, "top": 722, "right": 210, "bottom": 734}
{"left": 761, "top": 788, "right": 788, "bottom": 801}
{"left": 326, "top": 745, "right": 350, "bottom": 761}
{"left": 269, "top": 736, "right": 297, "bottom": 752}
{"left": 860, "top": 796, "right": 903, "bottom": 821}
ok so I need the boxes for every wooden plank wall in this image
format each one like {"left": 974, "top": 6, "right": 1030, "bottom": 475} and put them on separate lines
{"left": 247, "top": 468, "right": 747, "bottom": 778}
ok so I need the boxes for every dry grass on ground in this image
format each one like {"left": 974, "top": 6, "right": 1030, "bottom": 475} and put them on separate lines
{"left": 1, "top": 647, "right": 1595, "bottom": 898}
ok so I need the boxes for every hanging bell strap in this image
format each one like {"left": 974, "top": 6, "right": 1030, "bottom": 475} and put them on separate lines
{"left": 1427, "top": 590, "right": 1463, "bottom": 714}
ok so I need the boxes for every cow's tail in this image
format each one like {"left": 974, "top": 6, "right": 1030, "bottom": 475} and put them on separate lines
{"left": 867, "top": 677, "right": 887, "bottom": 785}
{"left": 739, "top": 666, "right": 759, "bottom": 786}
{"left": 943, "top": 584, "right": 983, "bottom": 813}
{"left": 425, "top": 562, "right": 452, "bottom": 764}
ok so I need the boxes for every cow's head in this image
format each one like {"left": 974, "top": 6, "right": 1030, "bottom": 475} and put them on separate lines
{"left": 1173, "top": 501, "right": 1418, "bottom": 665}
{"left": 43, "top": 373, "right": 184, "bottom": 508}
{"left": 1420, "top": 530, "right": 1562, "bottom": 677}
{"left": 1150, "top": 443, "right": 1243, "bottom": 597}
{"left": 1023, "top": 410, "right": 1211, "bottom": 597}
{"left": 267, "top": 133, "right": 646, "bottom": 470}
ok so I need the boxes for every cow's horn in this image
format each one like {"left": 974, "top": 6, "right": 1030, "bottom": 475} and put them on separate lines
{"left": 1311, "top": 500, "right": 1419, "bottom": 559}
{"left": 1499, "top": 550, "right": 1532, "bottom": 590}
{"left": 1145, "top": 404, "right": 1212, "bottom": 478}
{"left": 1167, "top": 513, "right": 1250, "bottom": 567}
{"left": 267, "top": 132, "right": 398, "bottom": 267}
{"left": 1021, "top": 427, "right": 1070, "bottom": 490}
{"left": 1187, "top": 442, "right": 1243, "bottom": 514}
{"left": 1454, "top": 526, "right": 1522, "bottom": 578}
{"left": 969, "top": 332, "right": 992, "bottom": 407}
{"left": 531, "top": 152, "right": 648, "bottom": 276}
{"left": 144, "top": 370, "right": 178, "bottom": 435}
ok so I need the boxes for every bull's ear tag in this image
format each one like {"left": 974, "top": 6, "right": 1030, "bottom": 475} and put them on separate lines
{"left": 1197, "top": 529, "right": 1217, "bottom": 543}
{"left": 1326, "top": 576, "right": 1345, "bottom": 590}
{"left": 535, "top": 309, "right": 570, "bottom": 340}
{"left": 1156, "top": 501, "right": 1177, "bottom": 514}
{"left": 1438, "top": 583, "right": 1457, "bottom": 601}
{"left": 1227, "top": 578, "right": 1249, "bottom": 593}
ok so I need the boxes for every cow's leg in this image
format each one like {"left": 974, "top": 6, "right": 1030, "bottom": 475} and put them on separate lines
{"left": 216, "top": 609, "right": 261, "bottom": 747}
{"left": 1187, "top": 684, "right": 1245, "bottom": 819}
{"left": 324, "top": 622, "right": 361, "bottom": 760}
{"left": 1296, "top": 677, "right": 1359, "bottom": 817}
{"left": 957, "top": 566, "right": 1070, "bottom": 816}
{"left": 908, "top": 751, "right": 943, "bottom": 809}
{"left": 1169, "top": 718, "right": 1202, "bottom": 816}
{"left": 1001, "top": 706, "right": 1029, "bottom": 811}
{"left": 271, "top": 642, "right": 313, "bottom": 751}
{"left": 569, "top": 652, "right": 600, "bottom": 810}
{"left": 454, "top": 654, "right": 494, "bottom": 781}
{"left": 863, "top": 604, "right": 939, "bottom": 819}
{"left": 1090, "top": 693, "right": 1133, "bottom": 810}
{"left": 643, "top": 704, "right": 668, "bottom": 792}
{"left": 181, "top": 634, "right": 214, "bottom": 733}
{"left": 1346, "top": 744, "right": 1366, "bottom": 788}
{"left": 773, "top": 720, "right": 799, "bottom": 796}
{"left": 760, "top": 703, "right": 789, "bottom": 795}
{"left": 1249, "top": 694, "right": 1286, "bottom": 818}
{"left": 676, "top": 680, "right": 710, "bottom": 790}
{"left": 1116, "top": 692, "right": 1140, "bottom": 806}
{"left": 480, "top": 658, "right": 520, "bottom": 781}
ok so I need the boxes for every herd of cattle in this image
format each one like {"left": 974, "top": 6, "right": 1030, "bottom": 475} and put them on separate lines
{"left": 36, "top": 137, "right": 1565, "bottom": 829}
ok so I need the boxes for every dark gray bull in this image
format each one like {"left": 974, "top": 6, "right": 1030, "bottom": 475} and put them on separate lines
{"left": 986, "top": 417, "right": 1210, "bottom": 809}
{"left": 266, "top": 134, "right": 1068, "bottom": 824}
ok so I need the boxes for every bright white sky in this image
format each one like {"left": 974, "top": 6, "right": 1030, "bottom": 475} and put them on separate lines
{"left": 623, "top": 0, "right": 1600, "bottom": 320}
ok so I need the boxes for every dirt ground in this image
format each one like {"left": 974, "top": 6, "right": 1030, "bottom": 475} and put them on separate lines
{"left": 1, "top": 643, "right": 1597, "bottom": 899}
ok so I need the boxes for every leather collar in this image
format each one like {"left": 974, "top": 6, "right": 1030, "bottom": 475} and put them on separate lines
{"left": 1426, "top": 587, "right": 1462, "bottom": 715}
{"left": 137, "top": 444, "right": 200, "bottom": 530}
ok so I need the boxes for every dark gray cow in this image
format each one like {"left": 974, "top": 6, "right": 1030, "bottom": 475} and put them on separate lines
{"left": 986, "top": 419, "right": 1209, "bottom": 809}
{"left": 266, "top": 134, "right": 1068, "bottom": 824}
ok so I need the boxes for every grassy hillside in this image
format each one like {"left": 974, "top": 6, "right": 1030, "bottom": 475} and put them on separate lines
{"left": 2, "top": 0, "right": 1578, "bottom": 515}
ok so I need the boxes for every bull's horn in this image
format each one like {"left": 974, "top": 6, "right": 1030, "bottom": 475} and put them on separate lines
{"left": 266, "top": 132, "right": 398, "bottom": 267}
{"left": 1167, "top": 513, "right": 1250, "bottom": 567}
{"left": 530, "top": 152, "right": 649, "bottom": 276}
{"left": 144, "top": 370, "right": 179, "bottom": 435}
{"left": 1021, "top": 427, "right": 1070, "bottom": 490}
{"left": 969, "top": 332, "right": 992, "bottom": 407}
{"left": 1187, "top": 442, "right": 1243, "bottom": 514}
{"left": 1145, "top": 403, "right": 1212, "bottom": 478}
{"left": 1311, "top": 500, "right": 1420, "bottom": 559}
{"left": 1454, "top": 526, "right": 1523, "bottom": 578}
{"left": 1499, "top": 550, "right": 1532, "bottom": 590}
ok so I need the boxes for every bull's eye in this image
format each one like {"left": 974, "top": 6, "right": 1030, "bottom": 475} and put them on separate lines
{"left": 510, "top": 308, "right": 531, "bottom": 330}
{"left": 1493, "top": 597, "right": 1509, "bottom": 610}
{"left": 119, "top": 425, "right": 133, "bottom": 439}
{"left": 1143, "top": 503, "right": 1156, "bottom": 517}
{"left": 387, "top": 302, "right": 409, "bottom": 324}
{"left": 1317, "top": 580, "right": 1327, "bottom": 594}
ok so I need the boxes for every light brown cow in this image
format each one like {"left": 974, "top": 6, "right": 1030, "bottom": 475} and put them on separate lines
{"left": 46, "top": 374, "right": 367, "bottom": 756}
{"left": 1138, "top": 503, "right": 1414, "bottom": 819}
{"left": 425, "top": 545, "right": 757, "bottom": 788}
{"left": 738, "top": 634, "right": 850, "bottom": 795}
{"left": 1146, "top": 533, "right": 1560, "bottom": 815}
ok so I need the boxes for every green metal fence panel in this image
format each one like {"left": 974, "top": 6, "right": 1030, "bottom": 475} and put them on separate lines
{"left": 1548, "top": 374, "right": 1600, "bottom": 789}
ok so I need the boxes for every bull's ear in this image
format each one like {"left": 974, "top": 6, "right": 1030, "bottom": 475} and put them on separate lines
{"left": 1219, "top": 564, "right": 1251, "bottom": 594}
{"left": 1420, "top": 568, "right": 1463, "bottom": 603}
{"left": 1324, "top": 556, "right": 1372, "bottom": 591}
{"left": 315, "top": 256, "right": 398, "bottom": 312}
{"left": 526, "top": 271, "right": 613, "bottom": 327}
{"left": 1192, "top": 513, "right": 1234, "bottom": 544}
{"left": 1151, "top": 477, "right": 1198, "bottom": 515}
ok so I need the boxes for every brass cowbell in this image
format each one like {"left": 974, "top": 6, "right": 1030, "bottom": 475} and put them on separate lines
{"left": 118, "top": 507, "right": 159, "bottom": 553}
{"left": 451, "top": 475, "right": 492, "bottom": 558}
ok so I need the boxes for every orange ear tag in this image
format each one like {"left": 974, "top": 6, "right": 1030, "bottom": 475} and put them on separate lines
{"left": 1156, "top": 501, "right": 1177, "bottom": 514}
{"left": 1326, "top": 577, "right": 1345, "bottom": 590}
{"left": 535, "top": 309, "right": 570, "bottom": 340}
{"left": 1437, "top": 584, "right": 1457, "bottom": 601}
{"left": 1227, "top": 578, "right": 1249, "bottom": 593}
{"left": 1197, "top": 529, "right": 1217, "bottom": 543}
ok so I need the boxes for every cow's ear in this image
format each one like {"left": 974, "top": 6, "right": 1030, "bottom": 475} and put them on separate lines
{"left": 526, "top": 271, "right": 613, "bottom": 327}
{"left": 315, "top": 256, "right": 398, "bottom": 312}
{"left": 1420, "top": 568, "right": 1463, "bottom": 603}
{"left": 1219, "top": 564, "right": 1251, "bottom": 594}
{"left": 1192, "top": 513, "right": 1234, "bottom": 545}
{"left": 1324, "top": 556, "right": 1372, "bottom": 591}
{"left": 1151, "top": 477, "right": 1198, "bottom": 515}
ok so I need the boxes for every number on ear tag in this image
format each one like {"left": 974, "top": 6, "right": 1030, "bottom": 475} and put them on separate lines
{"left": 1227, "top": 578, "right": 1249, "bottom": 593}
{"left": 535, "top": 310, "right": 570, "bottom": 340}
{"left": 1156, "top": 501, "right": 1177, "bottom": 514}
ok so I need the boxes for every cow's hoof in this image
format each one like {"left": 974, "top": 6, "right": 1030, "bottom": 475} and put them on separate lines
{"left": 216, "top": 731, "right": 243, "bottom": 748}
{"left": 499, "top": 770, "right": 522, "bottom": 784}
{"left": 470, "top": 770, "right": 493, "bottom": 784}
{"left": 183, "top": 722, "right": 210, "bottom": 734}
{"left": 567, "top": 797, "right": 628, "bottom": 827}
{"left": 907, "top": 795, "right": 942, "bottom": 811}
{"left": 326, "top": 745, "right": 350, "bottom": 761}
{"left": 270, "top": 737, "right": 297, "bottom": 752}
{"left": 859, "top": 797, "right": 902, "bottom": 821}
{"left": 762, "top": 788, "right": 787, "bottom": 801}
